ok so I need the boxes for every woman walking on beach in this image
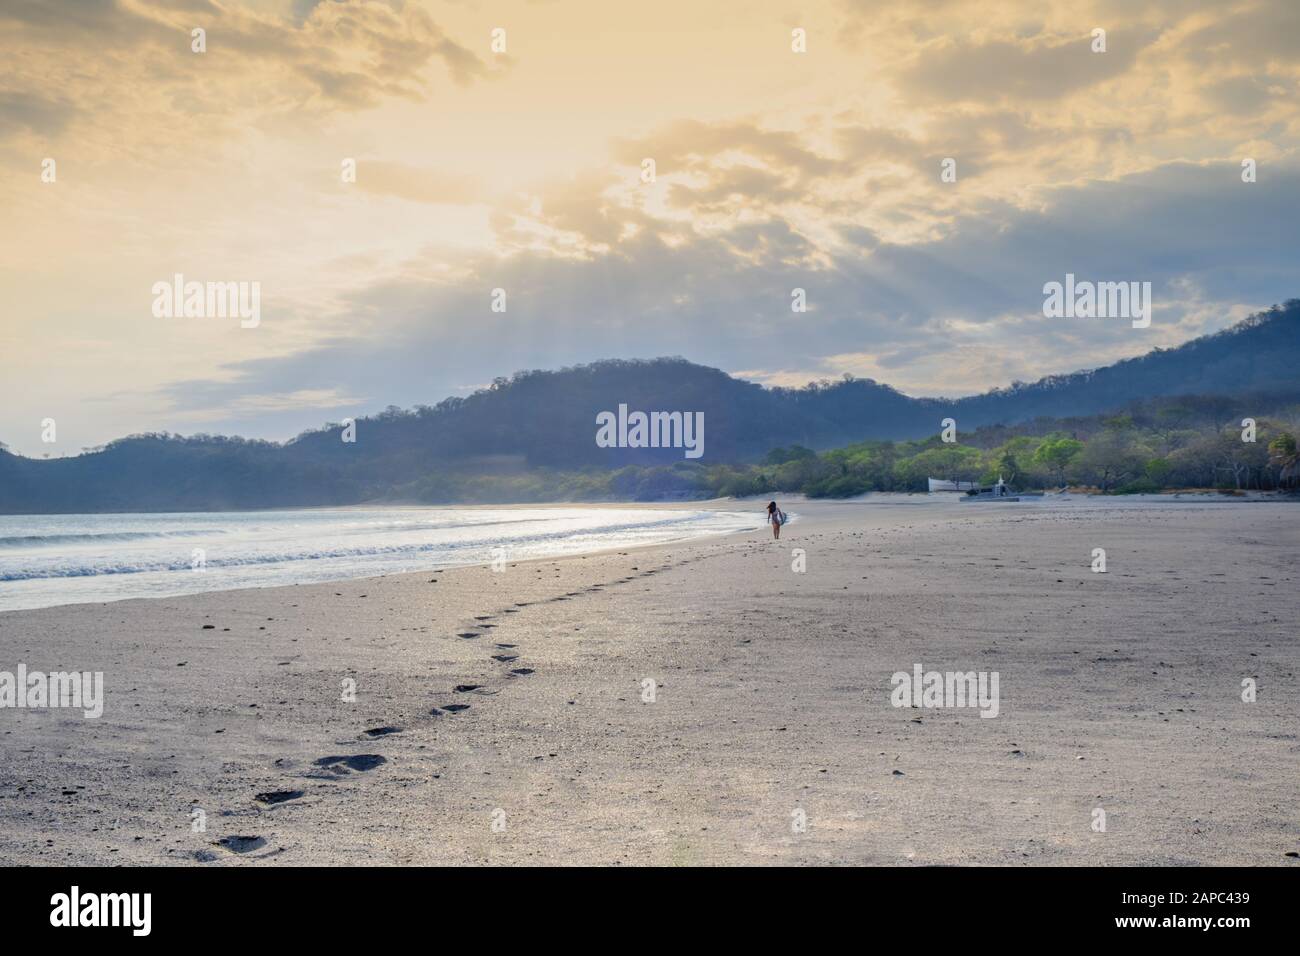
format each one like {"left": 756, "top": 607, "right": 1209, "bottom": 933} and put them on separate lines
{"left": 767, "top": 500, "right": 785, "bottom": 540}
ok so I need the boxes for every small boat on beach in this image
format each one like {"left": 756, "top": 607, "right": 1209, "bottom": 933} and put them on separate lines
{"left": 958, "top": 476, "right": 1047, "bottom": 502}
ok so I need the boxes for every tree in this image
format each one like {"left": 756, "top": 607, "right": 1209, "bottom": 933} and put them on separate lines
{"left": 764, "top": 445, "right": 816, "bottom": 465}
{"left": 1210, "top": 429, "right": 1268, "bottom": 490}
{"left": 893, "top": 445, "right": 983, "bottom": 490}
{"left": 1144, "top": 457, "right": 1173, "bottom": 486}
{"left": 1269, "top": 432, "right": 1299, "bottom": 489}
{"left": 1077, "top": 431, "right": 1148, "bottom": 492}
{"left": 1032, "top": 435, "right": 1083, "bottom": 487}
{"left": 996, "top": 449, "right": 1021, "bottom": 487}
{"left": 1153, "top": 405, "right": 1194, "bottom": 452}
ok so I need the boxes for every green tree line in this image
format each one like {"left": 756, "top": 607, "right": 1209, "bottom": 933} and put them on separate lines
{"left": 385, "top": 404, "right": 1298, "bottom": 503}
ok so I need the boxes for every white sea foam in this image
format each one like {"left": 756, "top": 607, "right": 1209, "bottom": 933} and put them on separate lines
{"left": 0, "top": 508, "right": 764, "bottom": 611}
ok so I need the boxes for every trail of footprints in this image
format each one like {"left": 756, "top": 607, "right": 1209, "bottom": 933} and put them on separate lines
{"left": 205, "top": 552, "right": 710, "bottom": 859}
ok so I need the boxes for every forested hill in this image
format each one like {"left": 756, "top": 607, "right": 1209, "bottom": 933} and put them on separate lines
{"left": 1, "top": 300, "right": 1296, "bottom": 512}
{"left": 948, "top": 300, "right": 1300, "bottom": 422}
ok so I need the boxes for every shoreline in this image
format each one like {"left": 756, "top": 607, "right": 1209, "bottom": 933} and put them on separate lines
{"left": 3, "top": 493, "right": 1289, "bottom": 616}
{"left": 0, "top": 502, "right": 764, "bottom": 613}
{"left": 1, "top": 487, "right": 1293, "bottom": 520}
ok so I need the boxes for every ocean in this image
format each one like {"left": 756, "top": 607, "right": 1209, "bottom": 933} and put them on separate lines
{"left": 0, "top": 507, "right": 765, "bottom": 612}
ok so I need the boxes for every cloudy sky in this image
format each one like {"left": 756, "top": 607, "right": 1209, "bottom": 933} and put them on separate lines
{"left": 1, "top": 0, "right": 1297, "bottom": 456}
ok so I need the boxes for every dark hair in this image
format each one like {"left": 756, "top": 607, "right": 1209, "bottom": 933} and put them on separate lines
{"left": 767, "top": 501, "right": 777, "bottom": 513}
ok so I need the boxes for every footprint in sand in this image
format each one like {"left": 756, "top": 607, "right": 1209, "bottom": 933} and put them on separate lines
{"left": 254, "top": 790, "right": 304, "bottom": 805}
{"left": 436, "top": 703, "right": 471, "bottom": 713}
{"left": 495, "top": 643, "right": 517, "bottom": 648}
{"left": 457, "top": 632, "right": 481, "bottom": 639}
{"left": 363, "top": 726, "right": 402, "bottom": 737}
{"left": 314, "top": 754, "right": 387, "bottom": 773}
{"left": 454, "top": 684, "right": 482, "bottom": 693}
{"left": 510, "top": 668, "right": 534, "bottom": 676}
{"left": 215, "top": 835, "right": 266, "bottom": 854}
{"left": 492, "top": 654, "right": 519, "bottom": 662}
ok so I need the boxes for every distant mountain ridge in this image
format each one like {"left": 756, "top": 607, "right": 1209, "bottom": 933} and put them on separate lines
{"left": 2, "top": 300, "right": 1297, "bottom": 512}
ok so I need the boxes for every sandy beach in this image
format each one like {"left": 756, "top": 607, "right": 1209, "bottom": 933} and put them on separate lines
{"left": 1, "top": 496, "right": 1297, "bottom": 866}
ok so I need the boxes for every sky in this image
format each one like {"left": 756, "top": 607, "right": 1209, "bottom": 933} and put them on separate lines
{"left": 1, "top": 0, "right": 1297, "bottom": 456}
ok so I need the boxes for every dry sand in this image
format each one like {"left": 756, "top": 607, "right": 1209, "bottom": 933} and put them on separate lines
{"left": 1, "top": 496, "right": 1297, "bottom": 866}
